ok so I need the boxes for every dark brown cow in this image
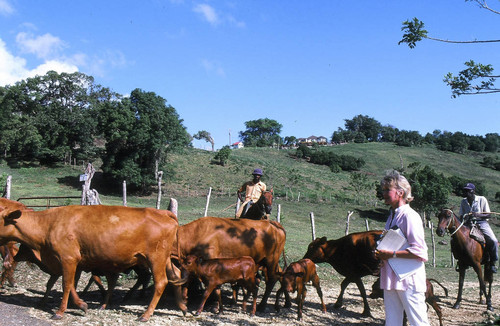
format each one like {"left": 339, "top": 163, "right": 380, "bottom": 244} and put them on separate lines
{"left": 172, "top": 216, "right": 287, "bottom": 312}
{"left": 303, "top": 230, "right": 383, "bottom": 317}
{"left": 0, "top": 198, "right": 32, "bottom": 288}
{"left": 275, "top": 258, "right": 326, "bottom": 320}
{"left": 0, "top": 205, "right": 186, "bottom": 321}
{"left": 370, "top": 277, "right": 448, "bottom": 326}
{"left": 181, "top": 255, "right": 259, "bottom": 316}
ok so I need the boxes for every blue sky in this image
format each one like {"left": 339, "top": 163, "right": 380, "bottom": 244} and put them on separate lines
{"left": 0, "top": 0, "right": 498, "bottom": 150}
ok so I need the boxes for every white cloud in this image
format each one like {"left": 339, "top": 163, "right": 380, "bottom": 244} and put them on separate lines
{"left": 193, "top": 4, "right": 219, "bottom": 25}
{"left": 0, "top": 38, "right": 78, "bottom": 87}
{"left": 0, "top": 0, "right": 14, "bottom": 16}
{"left": 201, "top": 59, "right": 225, "bottom": 77}
{"left": 16, "top": 32, "right": 66, "bottom": 59}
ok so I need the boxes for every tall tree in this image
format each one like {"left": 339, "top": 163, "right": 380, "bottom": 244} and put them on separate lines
{"left": 399, "top": 1, "right": 500, "bottom": 97}
{"left": 100, "top": 88, "right": 190, "bottom": 191}
{"left": 193, "top": 130, "right": 215, "bottom": 151}
{"left": 239, "top": 118, "right": 282, "bottom": 147}
{"left": 0, "top": 71, "right": 107, "bottom": 164}
{"left": 343, "top": 114, "right": 382, "bottom": 142}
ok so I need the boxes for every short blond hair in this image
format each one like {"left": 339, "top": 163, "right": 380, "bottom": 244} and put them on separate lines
{"left": 380, "top": 170, "right": 414, "bottom": 203}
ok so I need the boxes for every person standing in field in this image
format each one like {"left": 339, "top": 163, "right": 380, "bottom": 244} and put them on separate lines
{"left": 235, "top": 168, "right": 266, "bottom": 218}
{"left": 375, "top": 170, "right": 430, "bottom": 326}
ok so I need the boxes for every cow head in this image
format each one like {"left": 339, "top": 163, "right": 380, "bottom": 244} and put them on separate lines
{"left": 278, "top": 268, "right": 304, "bottom": 293}
{"left": 180, "top": 255, "right": 201, "bottom": 274}
{"left": 303, "top": 236, "right": 328, "bottom": 263}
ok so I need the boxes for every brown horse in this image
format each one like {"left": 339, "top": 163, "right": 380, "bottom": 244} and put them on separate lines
{"left": 436, "top": 208, "right": 493, "bottom": 311}
{"left": 240, "top": 190, "right": 273, "bottom": 220}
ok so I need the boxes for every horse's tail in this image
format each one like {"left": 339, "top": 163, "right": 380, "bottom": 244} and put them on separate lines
{"left": 428, "top": 278, "right": 449, "bottom": 297}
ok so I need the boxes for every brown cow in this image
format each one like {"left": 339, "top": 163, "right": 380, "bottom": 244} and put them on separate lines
{"left": 181, "top": 255, "right": 259, "bottom": 316}
{"left": 0, "top": 205, "right": 186, "bottom": 321}
{"left": 303, "top": 230, "right": 383, "bottom": 317}
{"left": 172, "top": 216, "right": 287, "bottom": 312}
{"left": 0, "top": 198, "right": 32, "bottom": 288}
{"left": 275, "top": 258, "right": 327, "bottom": 320}
{"left": 370, "top": 277, "right": 448, "bottom": 326}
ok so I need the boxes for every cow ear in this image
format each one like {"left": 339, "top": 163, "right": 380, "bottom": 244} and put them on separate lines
{"left": 319, "top": 236, "right": 327, "bottom": 244}
{"left": 5, "top": 210, "right": 22, "bottom": 225}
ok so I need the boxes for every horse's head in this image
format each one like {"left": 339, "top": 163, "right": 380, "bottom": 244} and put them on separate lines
{"left": 436, "top": 208, "right": 455, "bottom": 237}
{"left": 261, "top": 190, "right": 273, "bottom": 215}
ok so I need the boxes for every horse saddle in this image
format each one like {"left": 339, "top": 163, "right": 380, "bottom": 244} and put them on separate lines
{"left": 469, "top": 224, "right": 486, "bottom": 245}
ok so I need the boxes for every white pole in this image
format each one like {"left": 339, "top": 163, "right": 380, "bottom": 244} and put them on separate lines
{"left": 204, "top": 187, "right": 212, "bottom": 217}
{"left": 309, "top": 212, "right": 316, "bottom": 241}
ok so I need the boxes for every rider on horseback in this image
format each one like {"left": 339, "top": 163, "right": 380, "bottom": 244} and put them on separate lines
{"left": 235, "top": 168, "right": 266, "bottom": 218}
{"left": 459, "top": 183, "right": 498, "bottom": 273}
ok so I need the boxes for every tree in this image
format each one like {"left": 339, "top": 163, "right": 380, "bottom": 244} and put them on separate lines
{"left": 213, "top": 145, "right": 231, "bottom": 166}
{"left": 283, "top": 136, "right": 297, "bottom": 147}
{"left": 100, "top": 88, "right": 190, "bottom": 191}
{"left": 0, "top": 71, "right": 108, "bottom": 164}
{"left": 343, "top": 114, "right": 382, "bottom": 142}
{"left": 400, "top": 2, "right": 500, "bottom": 97}
{"left": 239, "top": 118, "right": 282, "bottom": 147}
{"left": 193, "top": 130, "right": 215, "bottom": 151}
{"left": 407, "top": 163, "right": 452, "bottom": 217}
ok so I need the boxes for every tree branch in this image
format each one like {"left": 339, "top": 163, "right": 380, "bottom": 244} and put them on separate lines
{"left": 469, "top": 0, "right": 500, "bottom": 15}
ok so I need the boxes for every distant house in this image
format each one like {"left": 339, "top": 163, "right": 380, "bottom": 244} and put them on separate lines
{"left": 298, "top": 135, "right": 329, "bottom": 146}
{"left": 232, "top": 141, "right": 244, "bottom": 149}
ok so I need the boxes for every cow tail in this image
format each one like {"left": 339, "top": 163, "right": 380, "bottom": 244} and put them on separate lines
{"left": 168, "top": 227, "right": 188, "bottom": 286}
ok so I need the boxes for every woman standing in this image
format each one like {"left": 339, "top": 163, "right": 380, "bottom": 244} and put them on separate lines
{"left": 375, "top": 170, "right": 429, "bottom": 326}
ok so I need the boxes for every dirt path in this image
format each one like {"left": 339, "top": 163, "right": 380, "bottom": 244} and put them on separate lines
{"left": 0, "top": 264, "right": 497, "bottom": 326}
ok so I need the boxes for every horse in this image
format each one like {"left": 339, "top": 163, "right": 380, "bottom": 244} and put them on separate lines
{"left": 240, "top": 190, "right": 273, "bottom": 220}
{"left": 435, "top": 208, "right": 493, "bottom": 311}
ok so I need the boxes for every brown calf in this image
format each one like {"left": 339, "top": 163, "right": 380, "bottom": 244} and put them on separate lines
{"left": 370, "top": 277, "right": 448, "bottom": 326}
{"left": 275, "top": 258, "right": 327, "bottom": 320}
{"left": 181, "top": 255, "right": 259, "bottom": 316}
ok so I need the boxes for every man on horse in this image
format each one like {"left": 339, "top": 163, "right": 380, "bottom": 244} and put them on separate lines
{"left": 459, "top": 183, "right": 498, "bottom": 273}
{"left": 235, "top": 168, "right": 266, "bottom": 218}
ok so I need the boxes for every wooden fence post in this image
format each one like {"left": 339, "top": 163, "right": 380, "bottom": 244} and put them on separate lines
{"left": 204, "top": 187, "right": 212, "bottom": 217}
{"left": 156, "top": 171, "right": 163, "bottom": 209}
{"left": 122, "top": 181, "right": 127, "bottom": 206}
{"left": 5, "top": 175, "right": 11, "bottom": 199}
{"left": 365, "top": 218, "right": 370, "bottom": 231}
{"left": 309, "top": 212, "right": 316, "bottom": 241}
{"left": 430, "top": 221, "right": 436, "bottom": 268}
{"left": 168, "top": 198, "right": 178, "bottom": 217}
{"left": 236, "top": 198, "right": 241, "bottom": 217}
{"left": 277, "top": 204, "right": 281, "bottom": 223}
{"left": 345, "top": 211, "right": 354, "bottom": 235}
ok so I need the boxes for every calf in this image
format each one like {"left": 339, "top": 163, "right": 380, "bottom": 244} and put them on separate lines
{"left": 275, "top": 258, "right": 327, "bottom": 320}
{"left": 181, "top": 255, "right": 259, "bottom": 316}
{"left": 370, "top": 277, "right": 448, "bottom": 326}
{"left": 303, "top": 231, "right": 383, "bottom": 317}
{"left": 0, "top": 205, "right": 186, "bottom": 321}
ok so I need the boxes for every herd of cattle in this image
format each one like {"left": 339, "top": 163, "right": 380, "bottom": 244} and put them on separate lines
{"left": 0, "top": 197, "right": 446, "bottom": 324}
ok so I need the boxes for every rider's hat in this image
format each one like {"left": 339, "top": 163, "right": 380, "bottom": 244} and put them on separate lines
{"left": 252, "top": 168, "right": 263, "bottom": 176}
{"left": 463, "top": 183, "right": 476, "bottom": 191}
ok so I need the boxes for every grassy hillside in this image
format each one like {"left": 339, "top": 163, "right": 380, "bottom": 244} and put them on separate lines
{"left": 1, "top": 143, "right": 499, "bottom": 284}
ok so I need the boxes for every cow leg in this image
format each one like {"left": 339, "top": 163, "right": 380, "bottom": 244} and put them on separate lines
{"left": 311, "top": 273, "right": 327, "bottom": 313}
{"left": 82, "top": 274, "right": 107, "bottom": 299}
{"left": 53, "top": 263, "right": 87, "bottom": 320}
{"left": 453, "top": 265, "right": 466, "bottom": 309}
{"left": 257, "top": 273, "right": 278, "bottom": 312}
{"left": 250, "top": 282, "right": 258, "bottom": 316}
{"left": 40, "top": 275, "right": 59, "bottom": 306}
{"left": 274, "top": 287, "right": 284, "bottom": 312}
{"left": 166, "top": 261, "right": 187, "bottom": 315}
{"left": 123, "top": 268, "right": 151, "bottom": 302}
{"left": 427, "top": 297, "right": 443, "bottom": 326}
{"left": 194, "top": 285, "right": 216, "bottom": 316}
{"left": 296, "top": 283, "right": 305, "bottom": 321}
{"left": 215, "top": 287, "right": 223, "bottom": 314}
{"left": 354, "top": 278, "right": 371, "bottom": 317}
{"left": 334, "top": 278, "right": 350, "bottom": 309}
{"left": 138, "top": 261, "right": 168, "bottom": 322}
{"left": 100, "top": 273, "right": 119, "bottom": 310}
